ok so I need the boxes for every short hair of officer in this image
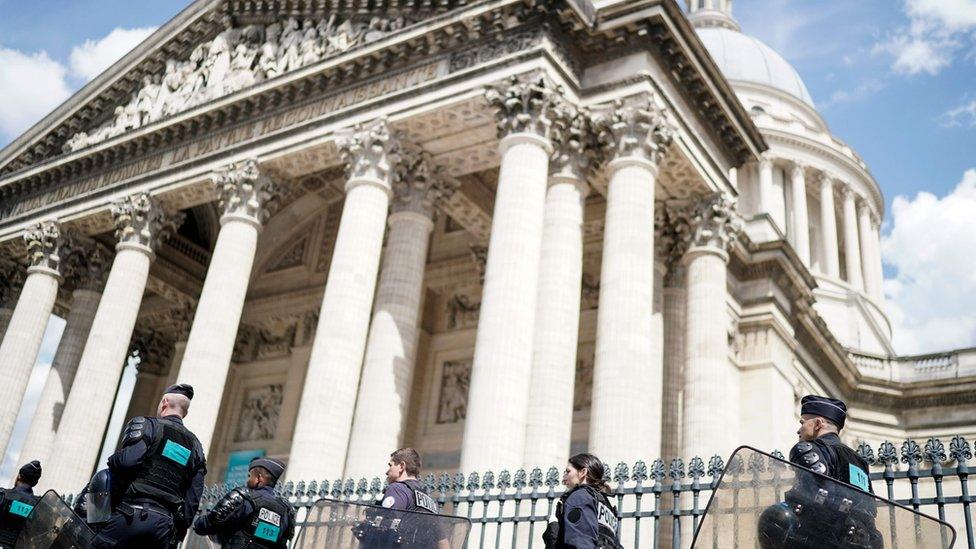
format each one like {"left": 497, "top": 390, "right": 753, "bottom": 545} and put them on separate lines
{"left": 388, "top": 448, "right": 422, "bottom": 480}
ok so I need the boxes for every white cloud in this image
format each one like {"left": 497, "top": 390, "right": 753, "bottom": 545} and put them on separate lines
{"left": 881, "top": 169, "right": 976, "bottom": 354}
{"left": 820, "top": 78, "right": 885, "bottom": 109}
{"left": 0, "top": 316, "right": 66, "bottom": 483}
{"left": 941, "top": 99, "right": 976, "bottom": 127}
{"left": 0, "top": 47, "right": 71, "bottom": 140}
{"left": 874, "top": 0, "right": 976, "bottom": 76}
{"left": 68, "top": 26, "right": 156, "bottom": 82}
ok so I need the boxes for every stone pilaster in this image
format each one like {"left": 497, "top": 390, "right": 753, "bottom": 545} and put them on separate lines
{"left": 680, "top": 193, "right": 742, "bottom": 461}
{"left": 460, "top": 74, "right": 563, "bottom": 472}
{"left": 588, "top": 97, "right": 673, "bottom": 464}
{"left": 818, "top": 174, "right": 840, "bottom": 277}
{"left": 44, "top": 193, "right": 180, "bottom": 491}
{"left": 288, "top": 119, "right": 398, "bottom": 481}
{"left": 0, "top": 259, "right": 25, "bottom": 341}
{"left": 789, "top": 163, "right": 810, "bottom": 265}
{"left": 758, "top": 154, "right": 774, "bottom": 221}
{"left": 345, "top": 146, "right": 458, "bottom": 478}
{"left": 0, "top": 220, "right": 64, "bottom": 456}
{"left": 841, "top": 185, "right": 863, "bottom": 290}
{"left": 523, "top": 104, "right": 598, "bottom": 468}
{"left": 19, "top": 238, "right": 111, "bottom": 466}
{"left": 177, "top": 159, "right": 279, "bottom": 454}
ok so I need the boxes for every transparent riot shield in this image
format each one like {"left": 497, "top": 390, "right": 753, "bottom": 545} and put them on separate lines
{"left": 15, "top": 490, "right": 95, "bottom": 549}
{"left": 181, "top": 529, "right": 220, "bottom": 549}
{"left": 294, "top": 498, "right": 472, "bottom": 549}
{"left": 693, "top": 446, "right": 957, "bottom": 549}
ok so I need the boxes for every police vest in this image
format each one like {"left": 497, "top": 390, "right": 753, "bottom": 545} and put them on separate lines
{"left": 226, "top": 489, "right": 292, "bottom": 549}
{"left": 552, "top": 486, "right": 622, "bottom": 549}
{"left": 0, "top": 488, "right": 39, "bottom": 548}
{"left": 124, "top": 418, "right": 199, "bottom": 513}
{"left": 396, "top": 479, "right": 438, "bottom": 514}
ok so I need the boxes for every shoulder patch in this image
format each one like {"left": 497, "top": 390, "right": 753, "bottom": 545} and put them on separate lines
{"left": 567, "top": 507, "right": 583, "bottom": 523}
{"left": 381, "top": 496, "right": 396, "bottom": 508}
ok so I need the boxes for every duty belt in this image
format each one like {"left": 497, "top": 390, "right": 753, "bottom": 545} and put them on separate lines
{"left": 119, "top": 501, "right": 172, "bottom": 518}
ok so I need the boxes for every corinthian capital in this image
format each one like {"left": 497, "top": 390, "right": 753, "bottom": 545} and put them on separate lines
{"left": 129, "top": 327, "right": 174, "bottom": 376}
{"left": 485, "top": 74, "right": 566, "bottom": 143}
{"left": 655, "top": 202, "right": 690, "bottom": 267}
{"left": 391, "top": 145, "right": 459, "bottom": 218}
{"left": 213, "top": 159, "right": 280, "bottom": 225}
{"left": 338, "top": 118, "right": 400, "bottom": 188}
{"left": 681, "top": 193, "right": 742, "bottom": 253}
{"left": 549, "top": 104, "right": 604, "bottom": 181}
{"left": 62, "top": 237, "right": 112, "bottom": 292}
{"left": 24, "top": 220, "right": 63, "bottom": 275}
{"left": 594, "top": 97, "right": 674, "bottom": 166}
{"left": 111, "top": 193, "right": 183, "bottom": 254}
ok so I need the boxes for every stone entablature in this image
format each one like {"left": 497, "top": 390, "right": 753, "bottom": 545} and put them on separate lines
{"left": 0, "top": 0, "right": 760, "bottom": 242}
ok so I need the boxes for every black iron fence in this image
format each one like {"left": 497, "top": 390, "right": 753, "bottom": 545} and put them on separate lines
{"left": 69, "top": 436, "right": 974, "bottom": 548}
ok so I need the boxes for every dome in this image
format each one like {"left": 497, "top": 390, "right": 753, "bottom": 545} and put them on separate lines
{"left": 696, "top": 26, "right": 814, "bottom": 107}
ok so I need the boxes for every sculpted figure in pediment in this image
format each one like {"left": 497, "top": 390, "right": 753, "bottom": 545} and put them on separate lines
{"left": 207, "top": 19, "right": 239, "bottom": 94}
{"left": 257, "top": 22, "right": 281, "bottom": 81}
{"left": 299, "top": 19, "right": 320, "bottom": 67}
{"left": 277, "top": 17, "right": 303, "bottom": 74}
{"left": 135, "top": 74, "right": 160, "bottom": 126}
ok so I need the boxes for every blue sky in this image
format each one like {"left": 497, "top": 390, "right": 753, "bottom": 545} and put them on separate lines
{"left": 0, "top": 0, "right": 974, "bottom": 477}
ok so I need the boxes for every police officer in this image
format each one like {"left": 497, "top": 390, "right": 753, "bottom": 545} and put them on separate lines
{"left": 758, "top": 395, "right": 880, "bottom": 549}
{"left": 0, "top": 460, "right": 42, "bottom": 548}
{"left": 380, "top": 448, "right": 438, "bottom": 513}
{"left": 790, "top": 395, "right": 872, "bottom": 492}
{"left": 91, "top": 383, "right": 207, "bottom": 549}
{"left": 192, "top": 457, "right": 294, "bottom": 548}
{"left": 543, "top": 453, "right": 622, "bottom": 549}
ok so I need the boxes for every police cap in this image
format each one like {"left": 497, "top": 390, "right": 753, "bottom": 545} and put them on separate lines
{"left": 249, "top": 457, "right": 286, "bottom": 483}
{"left": 163, "top": 383, "right": 194, "bottom": 400}
{"left": 19, "top": 460, "right": 42, "bottom": 486}
{"left": 800, "top": 394, "right": 847, "bottom": 429}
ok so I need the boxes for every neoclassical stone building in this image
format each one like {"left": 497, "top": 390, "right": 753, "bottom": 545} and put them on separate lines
{"left": 0, "top": 0, "right": 973, "bottom": 492}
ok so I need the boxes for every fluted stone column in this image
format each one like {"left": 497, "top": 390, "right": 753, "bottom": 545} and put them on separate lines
{"left": 344, "top": 147, "right": 457, "bottom": 478}
{"left": 19, "top": 240, "right": 111, "bottom": 466}
{"left": 288, "top": 119, "right": 397, "bottom": 481}
{"left": 680, "top": 194, "right": 741, "bottom": 461}
{"left": 589, "top": 99, "right": 673, "bottom": 464}
{"left": 0, "top": 221, "right": 64, "bottom": 456}
{"left": 45, "top": 194, "right": 180, "bottom": 491}
{"left": 0, "top": 261, "right": 24, "bottom": 341}
{"left": 177, "top": 159, "right": 278, "bottom": 454}
{"left": 789, "top": 163, "right": 810, "bottom": 265}
{"left": 857, "top": 201, "right": 881, "bottom": 301}
{"left": 655, "top": 204, "right": 688, "bottom": 461}
{"left": 841, "top": 185, "right": 863, "bottom": 290}
{"left": 125, "top": 329, "right": 174, "bottom": 422}
{"left": 523, "top": 106, "right": 595, "bottom": 468}
{"left": 459, "top": 75, "right": 561, "bottom": 472}
{"left": 870, "top": 213, "right": 884, "bottom": 303}
{"left": 818, "top": 174, "right": 840, "bottom": 277}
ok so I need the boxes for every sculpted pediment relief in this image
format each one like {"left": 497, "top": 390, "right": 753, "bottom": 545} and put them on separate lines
{"left": 64, "top": 13, "right": 411, "bottom": 152}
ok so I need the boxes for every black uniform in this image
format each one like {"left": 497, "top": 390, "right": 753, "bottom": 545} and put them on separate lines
{"left": 380, "top": 479, "right": 438, "bottom": 513}
{"left": 356, "top": 479, "right": 442, "bottom": 547}
{"left": 193, "top": 485, "right": 294, "bottom": 548}
{"left": 543, "top": 485, "right": 622, "bottom": 549}
{"left": 789, "top": 432, "right": 872, "bottom": 492}
{"left": 0, "top": 484, "right": 39, "bottom": 548}
{"left": 91, "top": 414, "right": 207, "bottom": 549}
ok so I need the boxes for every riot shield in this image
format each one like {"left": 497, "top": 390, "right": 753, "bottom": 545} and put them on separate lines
{"left": 294, "top": 498, "right": 472, "bottom": 549}
{"left": 693, "top": 446, "right": 957, "bottom": 549}
{"left": 181, "top": 529, "right": 220, "bottom": 549}
{"left": 15, "top": 490, "right": 95, "bottom": 549}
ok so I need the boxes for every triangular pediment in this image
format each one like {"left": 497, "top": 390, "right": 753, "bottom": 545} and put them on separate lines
{"left": 0, "top": 0, "right": 470, "bottom": 175}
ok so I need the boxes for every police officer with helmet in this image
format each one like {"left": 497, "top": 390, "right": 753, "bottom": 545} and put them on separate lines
{"left": 0, "top": 460, "right": 42, "bottom": 548}
{"left": 543, "top": 453, "right": 623, "bottom": 549}
{"left": 91, "top": 383, "right": 207, "bottom": 548}
{"left": 192, "top": 456, "right": 294, "bottom": 548}
{"left": 758, "top": 394, "right": 881, "bottom": 549}
{"left": 789, "top": 395, "right": 872, "bottom": 491}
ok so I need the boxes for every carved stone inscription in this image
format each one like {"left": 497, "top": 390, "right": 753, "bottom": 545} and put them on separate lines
{"left": 234, "top": 384, "right": 283, "bottom": 442}
{"left": 436, "top": 359, "right": 471, "bottom": 424}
